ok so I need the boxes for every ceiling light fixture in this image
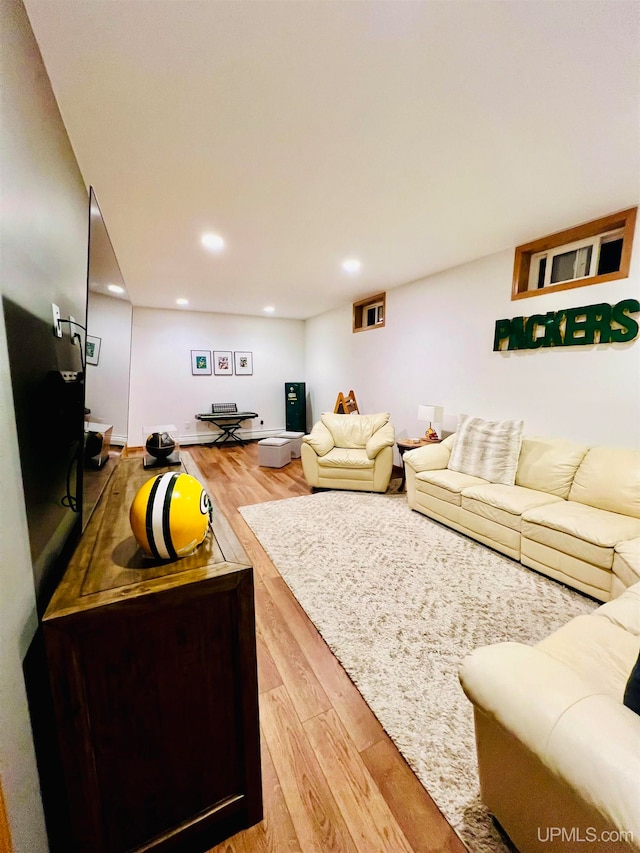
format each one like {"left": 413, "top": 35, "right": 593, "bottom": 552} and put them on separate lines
{"left": 201, "top": 232, "right": 225, "bottom": 252}
{"left": 107, "top": 284, "right": 124, "bottom": 294}
{"left": 263, "top": 306, "right": 275, "bottom": 313}
{"left": 342, "top": 258, "right": 361, "bottom": 274}
{"left": 176, "top": 298, "right": 189, "bottom": 306}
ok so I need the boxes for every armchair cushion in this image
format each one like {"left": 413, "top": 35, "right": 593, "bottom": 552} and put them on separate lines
{"left": 320, "top": 412, "right": 390, "bottom": 448}
{"left": 365, "top": 422, "right": 395, "bottom": 459}
{"left": 318, "top": 448, "right": 374, "bottom": 469}
{"left": 304, "top": 420, "right": 334, "bottom": 457}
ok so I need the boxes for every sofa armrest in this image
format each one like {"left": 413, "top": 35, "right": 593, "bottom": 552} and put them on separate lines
{"left": 303, "top": 421, "right": 334, "bottom": 457}
{"left": 546, "top": 693, "right": 640, "bottom": 842}
{"left": 366, "top": 422, "right": 395, "bottom": 459}
{"left": 404, "top": 441, "right": 452, "bottom": 473}
{"left": 459, "top": 643, "right": 640, "bottom": 840}
{"left": 459, "top": 643, "right": 596, "bottom": 754}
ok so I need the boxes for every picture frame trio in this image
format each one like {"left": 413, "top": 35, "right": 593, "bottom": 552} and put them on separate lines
{"left": 190, "top": 350, "right": 253, "bottom": 376}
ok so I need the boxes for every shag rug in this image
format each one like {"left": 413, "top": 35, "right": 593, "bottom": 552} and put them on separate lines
{"left": 239, "top": 490, "right": 597, "bottom": 852}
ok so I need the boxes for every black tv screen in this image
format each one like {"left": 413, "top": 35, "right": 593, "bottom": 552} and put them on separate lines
{"left": 3, "top": 297, "right": 85, "bottom": 610}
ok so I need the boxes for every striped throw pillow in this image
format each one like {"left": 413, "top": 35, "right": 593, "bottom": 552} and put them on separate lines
{"left": 447, "top": 415, "right": 524, "bottom": 485}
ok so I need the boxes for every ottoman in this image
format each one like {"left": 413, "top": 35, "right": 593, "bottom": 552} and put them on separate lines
{"left": 258, "top": 437, "right": 291, "bottom": 468}
{"left": 277, "top": 431, "right": 305, "bottom": 458}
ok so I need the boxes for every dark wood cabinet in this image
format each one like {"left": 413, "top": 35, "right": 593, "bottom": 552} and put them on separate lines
{"left": 42, "top": 453, "right": 262, "bottom": 852}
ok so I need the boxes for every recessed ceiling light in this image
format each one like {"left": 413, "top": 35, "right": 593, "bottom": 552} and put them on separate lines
{"left": 342, "top": 258, "right": 361, "bottom": 274}
{"left": 201, "top": 232, "right": 225, "bottom": 252}
{"left": 107, "top": 284, "right": 124, "bottom": 294}
{"left": 263, "top": 306, "right": 275, "bottom": 313}
{"left": 176, "top": 298, "right": 189, "bottom": 306}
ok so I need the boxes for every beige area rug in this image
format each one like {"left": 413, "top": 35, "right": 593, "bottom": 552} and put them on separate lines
{"left": 239, "top": 490, "right": 597, "bottom": 853}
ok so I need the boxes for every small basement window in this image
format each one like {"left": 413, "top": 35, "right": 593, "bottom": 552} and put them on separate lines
{"left": 512, "top": 207, "right": 636, "bottom": 301}
{"left": 353, "top": 292, "right": 386, "bottom": 333}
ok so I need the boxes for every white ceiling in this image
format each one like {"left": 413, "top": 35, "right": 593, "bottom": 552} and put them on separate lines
{"left": 23, "top": 0, "right": 640, "bottom": 320}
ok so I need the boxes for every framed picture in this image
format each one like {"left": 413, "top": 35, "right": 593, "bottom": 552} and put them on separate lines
{"left": 191, "top": 349, "right": 212, "bottom": 375}
{"left": 234, "top": 351, "right": 253, "bottom": 375}
{"left": 213, "top": 351, "right": 233, "bottom": 375}
{"left": 86, "top": 335, "right": 101, "bottom": 366}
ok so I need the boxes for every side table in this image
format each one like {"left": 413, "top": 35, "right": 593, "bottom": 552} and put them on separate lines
{"left": 397, "top": 437, "right": 442, "bottom": 491}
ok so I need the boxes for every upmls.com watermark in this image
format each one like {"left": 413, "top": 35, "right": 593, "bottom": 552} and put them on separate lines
{"left": 538, "top": 827, "right": 634, "bottom": 844}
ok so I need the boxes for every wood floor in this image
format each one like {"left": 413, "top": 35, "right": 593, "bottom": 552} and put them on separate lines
{"left": 183, "top": 441, "right": 466, "bottom": 853}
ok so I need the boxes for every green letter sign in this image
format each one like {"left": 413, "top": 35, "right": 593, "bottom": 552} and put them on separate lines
{"left": 493, "top": 299, "right": 640, "bottom": 352}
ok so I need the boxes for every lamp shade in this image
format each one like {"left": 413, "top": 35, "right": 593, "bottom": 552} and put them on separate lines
{"left": 418, "top": 405, "right": 444, "bottom": 425}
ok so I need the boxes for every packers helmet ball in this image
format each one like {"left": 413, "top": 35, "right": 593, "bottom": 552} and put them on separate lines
{"left": 130, "top": 473, "right": 212, "bottom": 559}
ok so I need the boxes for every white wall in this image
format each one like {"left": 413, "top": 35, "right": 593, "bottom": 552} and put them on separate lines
{"left": 128, "top": 307, "right": 305, "bottom": 446}
{"left": 0, "top": 0, "right": 88, "bottom": 848}
{"left": 86, "top": 291, "right": 132, "bottom": 443}
{"left": 306, "top": 220, "right": 640, "bottom": 455}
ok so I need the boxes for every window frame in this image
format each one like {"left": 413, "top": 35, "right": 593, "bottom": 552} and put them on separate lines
{"left": 512, "top": 207, "right": 636, "bottom": 301}
{"left": 353, "top": 292, "right": 386, "bottom": 333}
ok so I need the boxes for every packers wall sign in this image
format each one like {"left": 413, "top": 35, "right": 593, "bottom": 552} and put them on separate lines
{"left": 493, "top": 298, "right": 640, "bottom": 352}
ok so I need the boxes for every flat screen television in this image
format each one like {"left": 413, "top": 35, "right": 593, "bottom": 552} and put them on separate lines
{"left": 3, "top": 297, "right": 85, "bottom": 612}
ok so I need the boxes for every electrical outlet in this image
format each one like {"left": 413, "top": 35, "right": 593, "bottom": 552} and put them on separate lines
{"left": 184, "top": 421, "right": 190, "bottom": 430}
{"left": 52, "top": 303, "right": 62, "bottom": 337}
{"left": 260, "top": 420, "right": 264, "bottom": 425}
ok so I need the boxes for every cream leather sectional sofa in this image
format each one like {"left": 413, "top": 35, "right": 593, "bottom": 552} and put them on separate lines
{"left": 459, "top": 581, "right": 640, "bottom": 853}
{"left": 404, "top": 435, "right": 640, "bottom": 601}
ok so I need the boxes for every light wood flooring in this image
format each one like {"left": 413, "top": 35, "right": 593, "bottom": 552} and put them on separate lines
{"left": 182, "top": 441, "right": 466, "bottom": 853}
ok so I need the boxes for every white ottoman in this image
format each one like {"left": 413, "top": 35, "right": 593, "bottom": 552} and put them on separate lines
{"left": 258, "top": 437, "right": 291, "bottom": 468}
{"left": 276, "top": 431, "right": 305, "bottom": 458}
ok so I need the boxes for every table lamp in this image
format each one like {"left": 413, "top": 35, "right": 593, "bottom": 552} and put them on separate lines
{"left": 418, "top": 405, "right": 444, "bottom": 440}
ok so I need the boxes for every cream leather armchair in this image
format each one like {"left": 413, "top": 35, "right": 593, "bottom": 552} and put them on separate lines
{"left": 301, "top": 412, "right": 395, "bottom": 492}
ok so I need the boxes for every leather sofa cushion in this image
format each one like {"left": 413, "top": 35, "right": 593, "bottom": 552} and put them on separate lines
{"left": 569, "top": 446, "right": 640, "bottom": 518}
{"left": 537, "top": 613, "right": 638, "bottom": 700}
{"left": 613, "top": 538, "right": 640, "bottom": 591}
{"left": 515, "top": 437, "right": 589, "bottom": 499}
{"left": 594, "top": 583, "right": 640, "bottom": 636}
{"left": 416, "top": 469, "right": 488, "bottom": 506}
{"left": 317, "top": 447, "right": 374, "bottom": 469}
{"left": 462, "top": 483, "right": 563, "bottom": 531}
{"left": 320, "top": 412, "right": 389, "bottom": 448}
{"left": 523, "top": 501, "right": 640, "bottom": 548}
{"left": 522, "top": 502, "right": 640, "bottom": 569}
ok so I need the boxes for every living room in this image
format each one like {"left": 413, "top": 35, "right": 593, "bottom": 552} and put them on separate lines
{"left": 2, "top": 1, "right": 639, "bottom": 852}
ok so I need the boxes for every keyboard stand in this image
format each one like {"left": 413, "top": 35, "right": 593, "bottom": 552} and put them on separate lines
{"left": 195, "top": 412, "right": 259, "bottom": 446}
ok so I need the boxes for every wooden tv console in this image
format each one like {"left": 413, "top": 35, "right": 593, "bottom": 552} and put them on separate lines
{"left": 42, "top": 453, "right": 262, "bottom": 853}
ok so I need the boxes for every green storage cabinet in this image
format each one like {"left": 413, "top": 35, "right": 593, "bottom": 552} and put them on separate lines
{"left": 285, "top": 382, "right": 306, "bottom": 432}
